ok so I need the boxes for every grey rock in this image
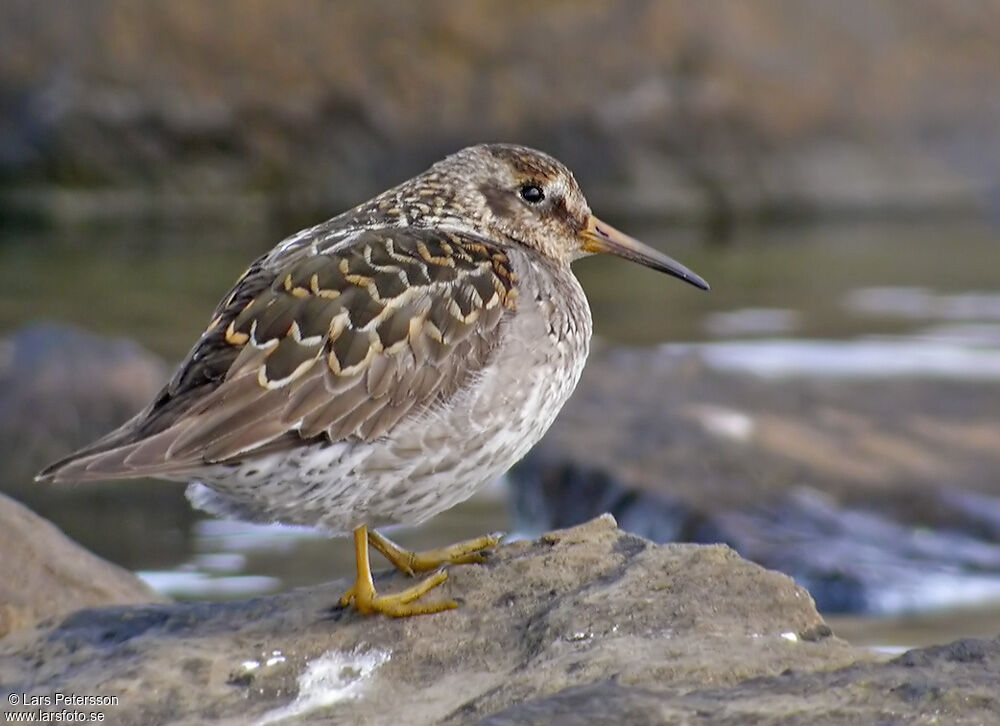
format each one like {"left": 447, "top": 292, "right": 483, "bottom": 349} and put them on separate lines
{"left": 0, "top": 516, "right": 864, "bottom": 725}
{"left": 660, "top": 637, "right": 1000, "bottom": 725}
{"left": 482, "top": 637, "right": 1000, "bottom": 725}
{"left": 0, "top": 492, "right": 166, "bottom": 639}
{"left": 477, "top": 681, "right": 672, "bottom": 726}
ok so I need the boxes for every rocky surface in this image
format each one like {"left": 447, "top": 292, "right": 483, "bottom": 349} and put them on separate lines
{"left": 483, "top": 638, "right": 1000, "bottom": 725}
{"left": 511, "top": 346, "right": 1000, "bottom": 614}
{"left": 2, "top": 2, "right": 999, "bottom": 226}
{"left": 0, "top": 492, "right": 165, "bottom": 639}
{"left": 3, "top": 515, "right": 998, "bottom": 724}
{"left": 0, "top": 516, "right": 863, "bottom": 725}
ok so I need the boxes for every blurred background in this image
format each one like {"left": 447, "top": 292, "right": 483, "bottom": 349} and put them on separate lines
{"left": 2, "top": 1, "right": 1000, "bottom": 650}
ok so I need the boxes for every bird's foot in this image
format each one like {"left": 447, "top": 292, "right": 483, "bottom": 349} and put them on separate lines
{"left": 339, "top": 569, "right": 456, "bottom": 617}
{"left": 338, "top": 525, "right": 459, "bottom": 617}
{"left": 367, "top": 530, "right": 504, "bottom": 576}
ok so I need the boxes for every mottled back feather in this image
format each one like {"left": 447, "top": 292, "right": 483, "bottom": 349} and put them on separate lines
{"left": 39, "top": 227, "right": 518, "bottom": 482}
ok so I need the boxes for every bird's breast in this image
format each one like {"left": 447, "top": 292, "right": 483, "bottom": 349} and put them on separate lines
{"left": 481, "top": 250, "right": 592, "bottom": 420}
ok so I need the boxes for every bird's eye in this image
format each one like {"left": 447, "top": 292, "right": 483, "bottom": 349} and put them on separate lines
{"left": 519, "top": 184, "right": 545, "bottom": 204}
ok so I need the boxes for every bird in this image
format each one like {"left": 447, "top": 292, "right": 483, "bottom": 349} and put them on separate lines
{"left": 38, "top": 143, "right": 708, "bottom": 617}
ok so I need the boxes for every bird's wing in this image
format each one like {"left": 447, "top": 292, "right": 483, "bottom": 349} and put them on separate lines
{"left": 38, "top": 227, "right": 519, "bottom": 482}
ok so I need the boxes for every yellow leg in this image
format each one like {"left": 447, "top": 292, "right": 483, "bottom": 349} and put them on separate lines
{"left": 367, "top": 530, "right": 503, "bottom": 576}
{"left": 339, "top": 526, "right": 457, "bottom": 617}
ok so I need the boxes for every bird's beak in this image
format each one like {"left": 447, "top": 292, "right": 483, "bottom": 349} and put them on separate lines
{"left": 580, "top": 215, "right": 710, "bottom": 291}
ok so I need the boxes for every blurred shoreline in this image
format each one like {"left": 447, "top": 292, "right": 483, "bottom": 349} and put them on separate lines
{"left": 3, "top": 2, "right": 1000, "bottom": 238}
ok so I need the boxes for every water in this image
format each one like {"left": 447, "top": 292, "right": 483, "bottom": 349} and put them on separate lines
{"left": 2, "top": 212, "right": 998, "bottom": 649}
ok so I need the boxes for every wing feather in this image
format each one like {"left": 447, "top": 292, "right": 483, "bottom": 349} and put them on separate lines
{"left": 38, "top": 227, "right": 518, "bottom": 482}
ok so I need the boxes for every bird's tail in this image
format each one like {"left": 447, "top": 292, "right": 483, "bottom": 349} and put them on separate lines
{"left": 35, "top": 418, "right": 200, "bottom": 483}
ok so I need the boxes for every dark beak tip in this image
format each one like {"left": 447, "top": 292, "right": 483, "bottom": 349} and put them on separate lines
{"left": 670, "top": 269, "right": 710, "bottom": 291}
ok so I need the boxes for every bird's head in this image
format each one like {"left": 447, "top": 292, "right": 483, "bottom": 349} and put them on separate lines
{"left": 416, "top": 143, "right": 708, "bottom": 290}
